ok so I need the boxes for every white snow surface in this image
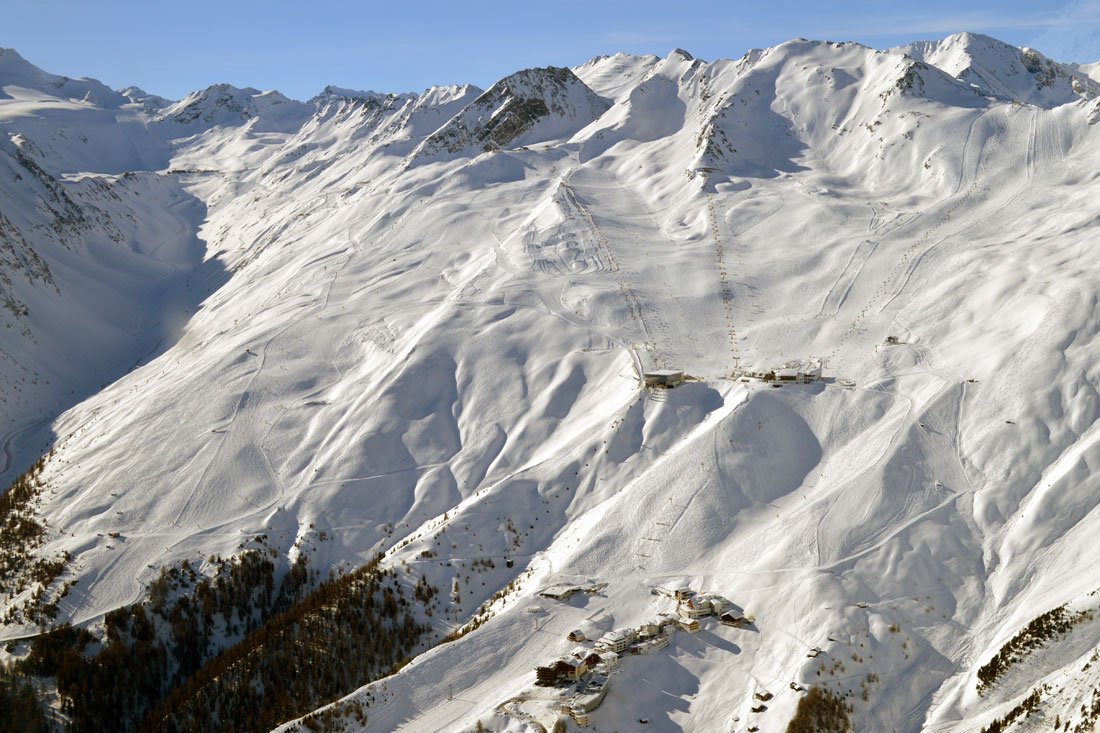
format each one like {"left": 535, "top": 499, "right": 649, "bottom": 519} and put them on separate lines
{"left": 572, "top": 51, "right": 661, "bottom": 102}
{"left": 1077, "top": 60, "right": 1100, "bottom": 84}
{"left": 2, "top": 33, "right": 1100, "bottom": 732}
{"left": 896, "top": 32, "right": 1100, "bottom": 108}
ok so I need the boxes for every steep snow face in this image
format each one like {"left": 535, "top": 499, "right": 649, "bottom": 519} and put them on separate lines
{"left": 400, "top": 84, "right": 483, "bottom": 140}
{"left": 5, "top": 35, "right": 1100, "bottom": 733}
{"left": 573, "top": 51, "right": 661, "bottom": 101}
{"left": 305, "top": 90, "right": 418, "bottom": 137}
{"left": 578, "top": 40, "right": 986, "bottom": 222}
{"left": 696, "top": 40, "right": 991, "bottom": 194}
{"left": 0, "top": 136, "right": 217, "bottom": 483}
{"left": 414, "top": 67, "right": 609, "bottom": 159}
{"left": 251, "top": 83, "right": 486, "bottom": 192}
{"left": 575, "top": 48, "right": 708, "bottom": 162}
{"left": 898, "top": 32, "right": 1100, "bottom": 107}
{"left": 0, "top": 62, "right": 220, "bottom": 481}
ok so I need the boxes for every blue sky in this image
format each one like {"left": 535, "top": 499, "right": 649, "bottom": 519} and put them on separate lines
{"left": 4, "top": 0, "right": 1100, "bottom": 100}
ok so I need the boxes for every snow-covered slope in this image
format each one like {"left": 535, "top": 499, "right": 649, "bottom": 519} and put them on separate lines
{"left": 572, "top": 51, "right": 661, "bottom": 101}
{"left": 0, "top": 95, "right": 219, "bottom": 482}
{"left": 0, "top": 48, "right": 127, "bottom": 108}
{"left": 3, "top": 33, "right": 1100, "bottom": 733}
{"left": 1077, "top": 60, "right": 1100, "bottom": 84}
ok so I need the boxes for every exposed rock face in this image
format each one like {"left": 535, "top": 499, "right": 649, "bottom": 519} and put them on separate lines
{"left": 416, "top": 66, "right": 609, "bottom": 158}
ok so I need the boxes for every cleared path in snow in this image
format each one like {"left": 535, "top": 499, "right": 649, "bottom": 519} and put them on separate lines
{"left": 566, "top": 167, "right": 739, "bottom": 379}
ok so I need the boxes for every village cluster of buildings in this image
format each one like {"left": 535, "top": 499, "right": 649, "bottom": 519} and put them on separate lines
{"left": 655, "top": 585, "right": 751, "bottom": 628}
{"left": 535, "top": 646, "right": 613, "bottom": 686}
{"left": 533, "top": 644, "right": 616, "bottom": 726}
{"left": 532, "top": 585, "right": 749, "bottom": 726}
{"left": 736, "top": 357, "right": 825, "bottom": 384}
{"left": 641, "top": 358, "right": 828, "bottom": 389}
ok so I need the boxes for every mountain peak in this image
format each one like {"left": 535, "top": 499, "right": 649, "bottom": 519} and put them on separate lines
{"left": 896, "top": 32, "right": 1099, "bottom": 106}
{"left": 0, "top": 48, "right": 126, "bottom": 107}
{"left": 417, "top": 82, "right": 480, "bottom": 107}
{"left": 160, "top": 83, "right": 310, "bottom": 130}
{"left": 573, "top": 52, "right": 660, "bottom": 100}
{"left": 413, "top": 65, "right": 609, "bottom": 160}
{"left": 117, "top": 85, "right": 172, "bottom": 111}
{"left": 310, "top": 84, "right": 408, "bottom": 104}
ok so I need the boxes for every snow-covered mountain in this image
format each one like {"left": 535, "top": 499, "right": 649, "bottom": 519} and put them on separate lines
{"left": 896, "top": 32, "right": 1100, "bottom": 107}
{"left": 0, "top": 48, "right": 128, "bottom": 108}
{"left": 3, "top": 31, "right": 1100, "bottom": 733}
{"left": 413, "top": 66, "right": 609, "bottom": 160}
{"left": 160, "top": 83, "right": 312, "bottom": 132}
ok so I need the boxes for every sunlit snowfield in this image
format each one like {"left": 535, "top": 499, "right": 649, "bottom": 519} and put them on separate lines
{"left": 4, "top": 33, "right": 1100, "bottom": 730}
